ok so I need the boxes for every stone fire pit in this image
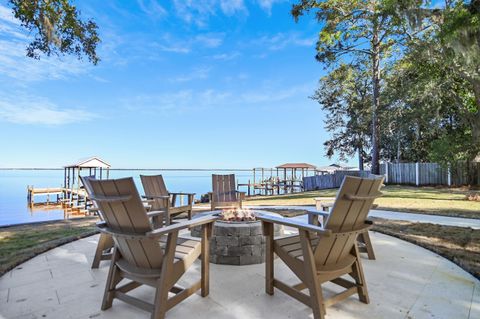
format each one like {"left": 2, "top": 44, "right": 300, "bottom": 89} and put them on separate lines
{"left": 191, "top": 210, "right": 283, "bottom": 265}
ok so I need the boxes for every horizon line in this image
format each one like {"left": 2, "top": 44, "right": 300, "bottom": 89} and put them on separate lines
{"left": 0, "top": 167, "right": 255, "bottom": 171}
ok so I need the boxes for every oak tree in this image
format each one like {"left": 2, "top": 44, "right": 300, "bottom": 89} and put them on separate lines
{"left": 8, "top": 0, "right": 100, "bottom": 64}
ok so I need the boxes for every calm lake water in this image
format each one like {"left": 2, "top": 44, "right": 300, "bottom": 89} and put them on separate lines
{"left": 0, "top": 169, "right": 257, "bottom": 226}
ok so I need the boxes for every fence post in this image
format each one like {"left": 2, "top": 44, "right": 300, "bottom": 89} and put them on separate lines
{"left": 447, "top": 164, "right": 452, "bottom": 186}
{"left": 415, "top": 162, "right": 420, "bottom": 186}
{"left": 384, "top": 162, "right": 389, "bottom": 184}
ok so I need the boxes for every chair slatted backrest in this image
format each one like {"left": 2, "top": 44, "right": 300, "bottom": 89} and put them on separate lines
{"left": 140, "top": 175, "right": 169, "bottom": 210}
{"left": 212, "top": 174, "right": 237, "bottom": 203}
{"left": 314, "top": 175, "right": 384, "bottom": 268}
{"left": 80, "top": 175, "right": 103, "bottom": 220}
{"left": 88, "top": 177, "right": 164, "bottom": 269}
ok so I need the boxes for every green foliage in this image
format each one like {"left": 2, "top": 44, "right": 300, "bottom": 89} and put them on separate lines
{"left": 292, "top": 0, "right": 427, "bottom": 173}
{"left": 380, "top": 0, "right": 480, "bottom": 164}
{"left": 429, "top": 132, "right": 472, "bottom": 164}
{"left": 299, "top": 0, "right": 479, "bottom": 168}
{"left": 312, "top": 62, "right": 371, "bottom": 165}
{"left": 292, "top": 0, "right": 415, "bottom": 67}
{"left": 9, "top": 0, "right": 100, "bottom": 64}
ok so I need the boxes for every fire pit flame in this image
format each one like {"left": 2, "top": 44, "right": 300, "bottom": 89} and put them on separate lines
{"left": 219, "top": 208, "right": 256, "bottom": 222}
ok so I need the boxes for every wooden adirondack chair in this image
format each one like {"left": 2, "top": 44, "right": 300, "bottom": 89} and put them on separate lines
{"left": 80, "top": 176, "right": 114, "bottom": 269}
{"left": 258, "top": 175, "right": 384, "bottom": 319}
{"left": 81, "top": 176, "right": 167, "bottom": 269}
{"left": 209, "top": 174, "right": 245, "bottom": 210}
{"left": 85, "top": 177, "right": 217, "bottom": 319}
{"left": 310, "top": 197, "right": 380, "bottom": 260}
{"left": 140, "top": 175, "right": 195, "bottom": 225}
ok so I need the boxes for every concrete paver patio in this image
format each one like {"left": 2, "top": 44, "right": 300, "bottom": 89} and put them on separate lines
{"left": 0, "top": 231, "right": 478, "bottom": 319}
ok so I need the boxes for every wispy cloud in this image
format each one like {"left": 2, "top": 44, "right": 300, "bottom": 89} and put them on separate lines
{"left": 0, "top": 93, "right": 95, "bottom": 125}
{"left": 173, "top": 0, "right": 216, "bottom": 27}
{"left": 121, "top": 82, "right": 314, "bottom": 115}
{"left": 0, "top": 5, "right": 91, "bottom": 82}
{"left": 152, "top": 32, "right": 225, "bottom": 54}
{"left": 137, "top": 0, "right": 168, "bottom": 19}
{"left": 195, "top": 33, "right": 224, "bottom": 48}
{"left": 212, "top": 51, "right": 241, "bottom": 60}
{"left": 170, "top": 66, "right": 211, "bottom": 82}
{"left": 0, "top": 5, "right": 17, "bottom": 24}
{"left": 239, "top": 83, "right": 312, "bottom": 104}
{"left": 220, "top": 0, "right": 248, "bottom": 16}
{"left": 252, "top": 32, "right": 315, "bottom": 51}
{"left": 0, "top": 39, "right": 91, "bottom": 82}
{"left": 170, "top": 0, "right": 288, "bottom": 25}
{"left": 257, "top": 0, "right": 286, "bottom": 15}
{"left": 173, "top": 0, "right": 248, "bottom": 27}
{"left": 0, "top": 39, "right": 90, "bottom": 81}
{"left": 121, "top": 89, "right": 231, "bottom": 114}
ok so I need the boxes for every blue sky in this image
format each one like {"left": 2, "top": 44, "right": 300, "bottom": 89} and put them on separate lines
{"left": 0, "top": 0, "right": 357, "bottom": 169}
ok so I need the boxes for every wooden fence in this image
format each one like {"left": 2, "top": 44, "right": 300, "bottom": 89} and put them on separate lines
{"left": 380, "top": 162, "right": 480, "bottom": 186}
{"left": 303, "top": 170, "right": 371, "bottom": 191}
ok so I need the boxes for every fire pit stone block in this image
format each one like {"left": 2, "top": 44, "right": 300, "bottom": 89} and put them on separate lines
{"left": 191, "top": 211, "right": 284, "bottom": 265}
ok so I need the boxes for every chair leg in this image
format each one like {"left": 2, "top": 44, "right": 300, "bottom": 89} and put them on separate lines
{"left": 359, "top": 231, "right": 376, "bottom": 260}
{"left": 92, "top": 233, "right": 110, "bottom": 269}
{"left": 101, "top": 249, "right": 121, "bottom": 310}
{"left": 201, "top": 223, "right": 212, "bottom": 297}
{"left": 263, "top": 222, "right": 274, "bottom": 295}
{"left": 152, "top": 283, "right": 168, "bottom": 319}
{"left": 299, "top": 230, "right": 325, "bottom": 319}
{"left": 351, "top": 245, "right": 370, "bottom": 304}
{"left": 152, "top": 231, "right": 178, "bottom": 319}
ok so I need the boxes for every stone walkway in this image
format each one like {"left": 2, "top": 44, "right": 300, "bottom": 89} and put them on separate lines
{"left": 247, "top": 205, "right": 480, "bottom": 229}
{"left": 0, "top": 231, "right": 478, "bottom": 319}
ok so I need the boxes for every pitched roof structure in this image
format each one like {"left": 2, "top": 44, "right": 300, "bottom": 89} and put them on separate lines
{"left": 64, "top": 157, "right": 111, "bottom": 169}
{"left": 275, "top": 163, "right": 317, "bottom": 169}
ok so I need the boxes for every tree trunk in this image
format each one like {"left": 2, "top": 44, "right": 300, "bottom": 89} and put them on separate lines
{"left": 467, "top": 84, "right": 480, "bottom": 185}
{"left": 358, "top": 146, "right": 364, "bottom": 171}
{"left": 396, "top": 137, "right": 401, "bottom": 163}
{"left": 471, "top": 83, "right": 480, "bottom": 150}
{"left": 371, "top": 23, "right": 381, "bottom": 174}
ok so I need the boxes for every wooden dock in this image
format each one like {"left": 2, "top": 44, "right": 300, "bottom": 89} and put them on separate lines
{"left": 27, "top": 186, "right": 91, "bottom": 213}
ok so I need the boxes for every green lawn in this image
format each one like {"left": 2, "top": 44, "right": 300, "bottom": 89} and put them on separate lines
{"left": 245, "top": 185, "right": 480, "bottom": 219}
{"left": 0, "top": 218, "right": 98, "bottom": 276}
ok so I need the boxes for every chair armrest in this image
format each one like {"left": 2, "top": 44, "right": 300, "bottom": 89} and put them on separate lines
{"left": 96, "top": 221, "right": 148, "bottom": 240}
{"left": 90, "top": 195, "right": 132, "bottom": 203}
{"left": 142, "top": 199, "right": 156, "bottom": 204}
{"left": 147, "top": 210, "right": 167, "bottom": 218}
{"left": 142, "top": 195, "right": 170, "bottom": 200}
{"left": 169, "top": 192, "right": 196, "bottom": 196}
{"left": 257, "top": 213, "right": 331, "bottom": 237}
{"left": 147, "top": 214, "right": 220, "bottom": 238}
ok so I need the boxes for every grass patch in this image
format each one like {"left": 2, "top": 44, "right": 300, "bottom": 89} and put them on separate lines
{"left": 0, "top": 218, "right": 99, "bottom": 276}
{"left": 245, "top": 185, "right": 480, "bottom": 219}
